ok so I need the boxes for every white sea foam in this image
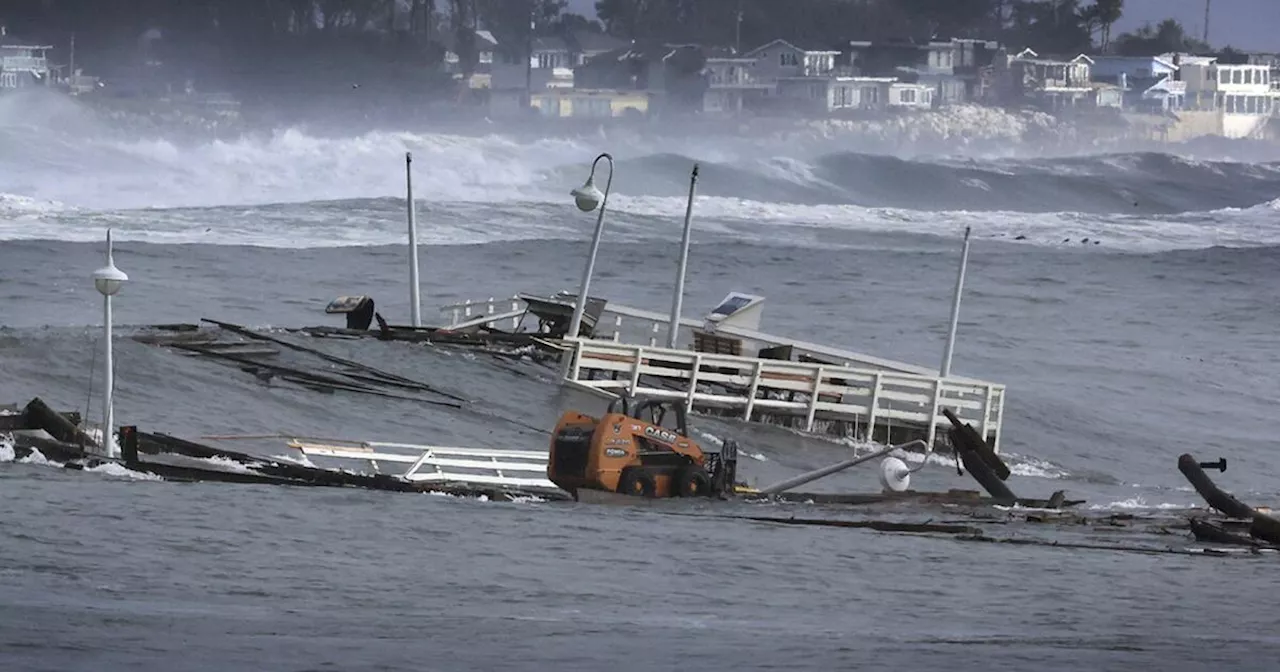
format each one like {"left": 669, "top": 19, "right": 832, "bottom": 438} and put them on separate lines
{"left": 1087, "top": 496, "right": 1195, "bottom": 511}
{"left": 4, "top": 95, "right": 1280, "bottom": 252}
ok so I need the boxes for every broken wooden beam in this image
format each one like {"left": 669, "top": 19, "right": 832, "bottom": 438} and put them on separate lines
{"left": 1178, "top": 453, "right": 1280, "bottom": 546}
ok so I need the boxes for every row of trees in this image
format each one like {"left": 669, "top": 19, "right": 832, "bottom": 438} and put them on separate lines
{"left": 2, "top": 0, "right": 1229, "bottom": 88}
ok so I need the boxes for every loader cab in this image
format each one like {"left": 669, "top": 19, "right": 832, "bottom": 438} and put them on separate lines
{"left": 611, "top": 397, "right": 689, "bottom": 438}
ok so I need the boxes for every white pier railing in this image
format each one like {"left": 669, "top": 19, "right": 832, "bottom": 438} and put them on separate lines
{"left": 564, "top": 340, "right": 1005, "bottom": 452}
{"left": 287, "top": 439, "right": 560, "bottom": 493}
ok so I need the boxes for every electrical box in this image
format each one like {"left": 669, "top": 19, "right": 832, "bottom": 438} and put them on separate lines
{"left": 703, "top": 292, "right": 765, "bottom": 332}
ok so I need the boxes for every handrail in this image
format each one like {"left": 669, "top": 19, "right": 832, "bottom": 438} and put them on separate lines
{"left": 566, "top": 339, "right": 1003, "bottom": 449}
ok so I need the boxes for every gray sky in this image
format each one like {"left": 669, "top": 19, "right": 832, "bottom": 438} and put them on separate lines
{"left": 564, "top": 0, "right": 1279, "bottom": 52}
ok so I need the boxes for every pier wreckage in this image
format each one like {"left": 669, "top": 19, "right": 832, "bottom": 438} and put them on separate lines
{"left": 8, "top": 154, "right": 1279, "bottom": 557}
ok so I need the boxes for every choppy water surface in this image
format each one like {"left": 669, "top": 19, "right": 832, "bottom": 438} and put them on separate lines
{"left": 3, "top": 90, "right": 1280, "bottom": 670}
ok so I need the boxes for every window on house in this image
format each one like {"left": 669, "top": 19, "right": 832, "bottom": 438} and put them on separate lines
{"left": 1245, "top": 69, "right": 1254, "bottom": 84}
{"left": 901, "top": 89, "right": 917, "bottom": 103}
{"left": 1232, "top": 69, "right": 1242, "bottom": 84}
{"left": 862, "top": 87, "right": 878, "bottom": 105}
{"left": 1219, "top": 69, "right": 1228, "bottom": 84}
{"left": 781, "top": 52, "right": 798, "bottom": 67}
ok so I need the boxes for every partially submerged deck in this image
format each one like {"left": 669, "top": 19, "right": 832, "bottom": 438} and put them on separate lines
{"left": 437, "top": 292, "right": 1006, "bottom": 452}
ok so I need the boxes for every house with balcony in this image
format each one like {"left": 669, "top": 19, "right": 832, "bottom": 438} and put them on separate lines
{"left": 844, "top": 38, "right": 1001, "bottom": 106}
{"left": 0, "top": 27, "right": 53, "bottom": 90}
{"left": 1088, "top": 55, "right": 1182, "bottom": 112}
{"left": 995, "top": 49, "right": 1099, "bottom": 110}
{"left": 743, "top": 39, "right": 843, "bottom": 84}
{"left": 701, "top": 52, "right": 774, "bottom": 114}
{"left": 1177, "top": 57, "right": 1277, "bottom": 137}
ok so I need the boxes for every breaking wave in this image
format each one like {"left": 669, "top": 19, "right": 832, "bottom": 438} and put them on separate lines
{"left": 4, "top": 89, "right": 1280, "bottom": 252}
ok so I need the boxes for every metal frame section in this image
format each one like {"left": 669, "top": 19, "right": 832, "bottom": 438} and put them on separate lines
{"left": 287, "top": 439, "right": 560, "bottom": 492}
{"left": 563, "top": 340, "right": 1005, "bottom": 452}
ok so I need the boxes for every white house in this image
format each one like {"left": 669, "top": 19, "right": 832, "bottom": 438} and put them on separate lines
{"left": 0, "top": 27, "right": 52, "bottom": 90}
{"left": 1178, "top": 57, "right": 1277, "bottom": 137}
{"left": 775, "top": 76, "right": 908, "bottom": 113}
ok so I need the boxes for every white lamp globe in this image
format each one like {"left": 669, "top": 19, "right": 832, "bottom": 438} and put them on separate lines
{"left": 571, "top": 178, "right": 604, "bottom": 212}
{"left": 93, "top": 265, "right": 128, "bottom": 297}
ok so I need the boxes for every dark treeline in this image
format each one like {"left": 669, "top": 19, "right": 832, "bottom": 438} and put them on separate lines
{"left": 1, "top": 0, "right": 1228, "bottom": 121}
{"left": 5, "top": 0, "right": 1219, "bottom": 62}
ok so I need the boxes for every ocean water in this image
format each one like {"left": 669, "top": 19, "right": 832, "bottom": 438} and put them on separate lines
{"left": 3, "top": 90, "right": 1280, "bottom": 670}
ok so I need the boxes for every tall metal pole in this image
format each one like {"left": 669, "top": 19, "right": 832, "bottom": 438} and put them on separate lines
{"left": 1203, "top": 0, "right": 1211, "bottom": 44}
{"left": 667, "top": 163, "right": 699, "bottom": 349}
{"left": 566, "top": 154, "right": 614, "bottom": 342}
{"left": 91, "top": 229, "right": 128, "bottom": 459}
{"left": 940, "top": 226, "right": 971, "bottom": 379}
{"left": 102, "top": 268, "right": 114, "bottom": 458}
{"left": 406, "top": 152, "right": 422, "bottom": 328}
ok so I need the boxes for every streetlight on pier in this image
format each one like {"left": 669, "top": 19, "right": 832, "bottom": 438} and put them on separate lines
{"left": 92, "top": 229, "right": 128, "bottom": 458}
{"left": 565, "top": 153, "right": 614, "bottom": 342}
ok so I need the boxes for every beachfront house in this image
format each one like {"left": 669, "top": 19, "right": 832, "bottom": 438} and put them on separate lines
{"left": 439, "top": 28, "right": 499, "bottom": 89}
{"left": 743, "top": 39, "right": 843, "bottom": 83}
{"left": 702, "top": 53, "right": 773, "bottom": 114}
{"left": 1089, "top": 55, "right": 1183, "bottom": 112}
{"left": 1177, "top": 56, "right": 1277, "bottom": 137}
{"left": 847, "top": 39, "right": 964, "bottom": 105}
{"left": 0, "top": 27, "right": 52, "bottom": 90}
{"left": 996, "top": 49, "right": 1096, "bottom": 109}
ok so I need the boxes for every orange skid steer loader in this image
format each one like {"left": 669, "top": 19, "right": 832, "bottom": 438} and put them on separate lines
{"left": 547, "top": 396, "right": 739, "bottom": 500}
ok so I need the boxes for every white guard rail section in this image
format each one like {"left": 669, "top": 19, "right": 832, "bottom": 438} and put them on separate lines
{"left": 287, "top": 439, "right": 559, "bottom": 492}
{"left": 565, "top": 340, "right": 1005, "bottom": 453}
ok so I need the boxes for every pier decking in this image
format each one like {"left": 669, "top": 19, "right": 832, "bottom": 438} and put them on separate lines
{"left": 437, "top": 293, "right": 1007, "bottom": 451}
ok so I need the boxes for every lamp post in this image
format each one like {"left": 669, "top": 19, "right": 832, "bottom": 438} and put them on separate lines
{"left": 666, "top": 163, "right": 699, "bottom": 349}
{"left": 565, "top": 152, "right": 614, "bottom": 342}
{"left": 405, "top": 151, "right": 422, "bottom": 328}
{"left": 92, "top": 229, "right": 128, "bottom": 459}
{"left": 940, "top": 226, "right": 971, "bottom": 379}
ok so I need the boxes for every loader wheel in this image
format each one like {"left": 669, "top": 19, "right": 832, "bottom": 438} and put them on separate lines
{"left": 675, "top": 467, "right": 711, "bottom": 498}
{"left": 619, "top": 469, "right": 656, "bottom": 498}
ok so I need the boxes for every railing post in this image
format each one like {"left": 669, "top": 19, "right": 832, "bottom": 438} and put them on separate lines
{"left": 981, "top": 383, "right": 993, "bottom": 441}
{"left": 926, "top": 378, "right": 943, "bottom": 450}
{"left": 650, "top": 323, "right": 660, "bottom": 348}
{"left": 805, "top": 365, "right": 824, "bottom": 432}
{"left": 628, "top": 346, "right": 644, "bottom": 395}
{"left": 463, "top": 299, "right": 472, "bottom": 319}
{"left": 565, "top": 339, "right": 585, "bottom": 381}
{"left": 743, "top": 359, "right": 764, "bottom": 421}
{"left": 866, "top": 372, "right": 882, "bottom": 442}
{"left": 992, "top": 387, "right": 1006, "bottom": 455}
{"left": 685, "top": 353, "right": 702, "bottom": 415}
{"left": 613, "top": 315, "right": 622, "bottom": 342}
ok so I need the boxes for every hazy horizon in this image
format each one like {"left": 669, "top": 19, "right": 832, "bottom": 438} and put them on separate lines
{"left": 565, "top": 0, "right": 1279, "bottom": 52}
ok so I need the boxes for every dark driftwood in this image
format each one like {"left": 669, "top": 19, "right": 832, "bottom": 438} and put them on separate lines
{"left": 1189, "top": 518, "right": 1262, "bottom": 547}
{"left": 1177, "top": 453, "right": 1280, "bottom": 546}
{"left": 23, "top": 397, "right": 93, "bottom": 446}
{"left": 1177, "top": 453, "right": 1254, "bottom": 518}
{"left": 947, "top": 424, "right": 1017, "bottom": 503}
{"left": 942, "top": 408, "right": 1011, "bottom": 480}
{"left": 1250, "top": 513, "right": 1280, "bottom": 546}
{"left": 741, "top": 515, "right": 981, "bottom": 535}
